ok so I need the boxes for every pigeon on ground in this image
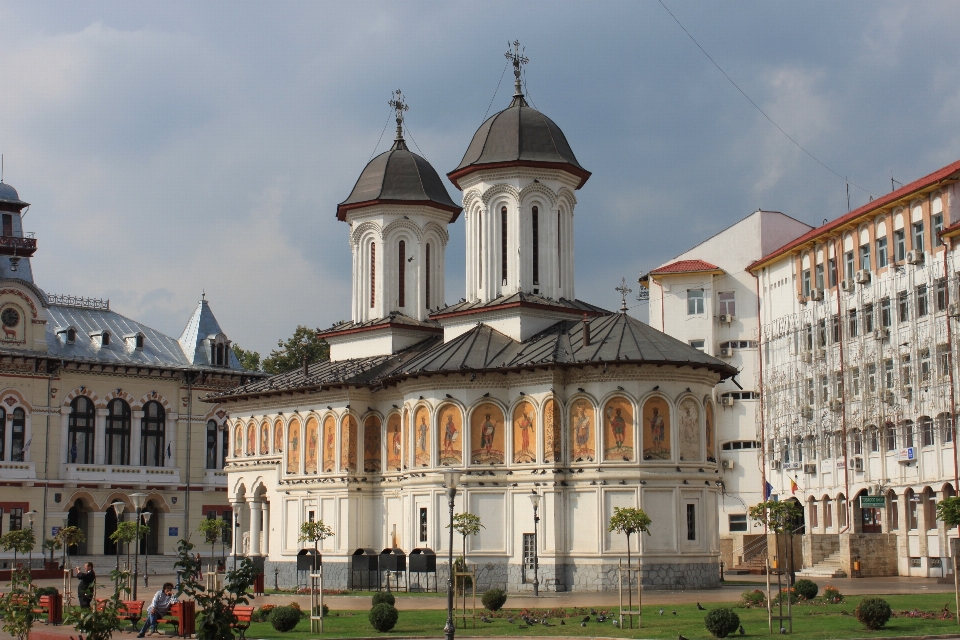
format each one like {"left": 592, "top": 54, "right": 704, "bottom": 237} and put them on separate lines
{"left": 697, "top": 602, "right": 706, "bottom": 610}
{"left": 679, "top": 635, "right": 690, "bottom": 640}
{"left": 590, "top": 609, "right": 598, "bottom": 615}
{"left": 560, "top": 620, "right": 565, "bottom": 625}
{"left": 659, "top": 608, "right": 664, "bottom": 616}
{"left": 612, "top": 619, "right": 619, "bottom": 627}
{"left": 582, "top": 616, "right": 591, "bottom": 623}
{"left": 481, "top": 616, "right": 492, "bottom": 623}
{"left": 507, "top": 617, "right": 515, "bottom": 624}
{"left": 672, "top": 610, "right": 678, "bottom": 616}
{"left": 739, "top": 625, "right": 745, "bottom": 635}
{"left": 581, "top": 622, "right": 587, "bottom": 628}
{"left": 780, "top": 627, "right": 787, "bottom": 634}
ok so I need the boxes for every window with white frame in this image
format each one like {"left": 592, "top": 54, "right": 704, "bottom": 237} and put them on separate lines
{"left": 687, "top": 289, "right": 704, "bottom": 315}
{"left": 718, "top": 291, "right": 735, "bottom": 316}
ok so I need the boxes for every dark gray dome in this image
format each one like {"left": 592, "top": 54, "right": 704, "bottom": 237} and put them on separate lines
{"left": 337, "top": 139, "right": 461, "bottom": 221}
{"left": 0, "top": 182, "right": 28, "bottom": 209}
{"left": 448, "top": 96, "right": 591, "bottom": 189}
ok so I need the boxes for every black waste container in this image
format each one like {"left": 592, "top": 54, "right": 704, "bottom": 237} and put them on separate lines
{"left": 297, "top": 548, "right": 321, "bottom": 572}
{"left": 351, "top": 548, "right": 378, "bottom": 590}
{"left": 408, "top": 548, "right": 437, "bottom": 592}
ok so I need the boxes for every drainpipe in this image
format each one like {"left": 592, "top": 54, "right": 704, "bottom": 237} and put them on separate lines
{"left": 754, "top": 271, "right": 766, "bottom": 505}
{"left": 835, "top": 238, "right": 852, "bottom": 534}
{"left": 184, "top": 373, "right": 195, "bottom": 540}
{"left": 40, "top": 361, "right": 56, "bottom": 552}
{"left": 943, "top": 241, "right": 959, "bottom": 490}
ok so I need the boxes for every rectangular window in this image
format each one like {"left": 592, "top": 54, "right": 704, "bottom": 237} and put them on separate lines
{"left": 890, "top": 495, "right": 899, "bottom": 530}
{"left": 806, "top": 378, "right": 814, "bottom": 405}
{"left": 828, "top": 258, "right": 838, "bottom": 288}
{"left": 689, "top": 339, "right": 705, "bottom": 351}
{"left": 817, "top": 319, "right": 827, "bottom": 347}
{"left": 845, "top": 251, "right": 855, "bottom": 281}
{"left": 852, "top": 431, "right": 862, "bottom": 455}
{"left": 880, "top": 297, "right": 891, "bottom": 327}
{"left": 1, "top": 215, "right": 11, "bottom": 238}
{"left": 870, "top": 428, "right": 880, "bottom": 452}
{"left": 686, "top": 504, "right": 697, "bottom": 541}
{"left": 886, "top": 425, "right": 897, "bottom": 451}
{"left": 876, "top": 236, "right": 888, "bottom": 268}
{"left": 917, "top": 285, "right": 928, "bottom": 317}
{"left": 934, "top": 213, "right": 944, "bottom": 248}
{"left": 821, "top": 375, "right": 829, "bottom": 402}
{"left": 718, "top": 291, "right": 736, "bottom": 316}
{"left": 531, "top": 207, "right": 539, "bottom": 285}
{"left": 419, "top": 507, "right": 428, "bottom": 543}
{"left": 901, "top": 355, "right": 912, "bottom": 389}
{"left": 9, "top": 508, "right": 22, "bottom": 531}
{"left": 898, "top": 291, "right": 909, "bottom": 323}
{"left": 909, "top": 496, "right": 919, "bottom": 530}
{"left": 864, "top": 304, "right": 875, "bottom": 333}
{"left": 920, "top": 349, "right": 931, "bottom": 383}
{"left": 825, "top": 500, "right": 833, "bottom": 528}
{"left": 937, "top": 278, "right": 948, "bottom": 312}
{"left": 803, "top": 324, "right": 813, "bottom": 351}
{"left": 905, "top": 423, "right": 915, "bottom": 448}
{"left": 810, "top": 502, "right": 819, "bottom": 529}
{"left": 867, "top": 363, "right": 877, "bottom": 394}
{"left": 851, "top": 367, "right": 860, "bottom": 396}
{"left": 728, "top": 514, "right": 747, "bottom": 532}
{"left": 687, "top": 289, "right": 704, "bottom": 315}
{"left": 815, "top": 264, "right": 825, "bottom": 290}
{"left": 501, "top": 207, "right": 508, "bottom": 286}
{"left": 913, "top": 221, "right": 925, "bottom": 253}
{"left": 895, "top": 229, "right": 906, "bottom": 262}
{"left": 848, "top": 309, "right": 858, "bottom": 338}
{"left": 832, "top": 316, "right": 841, "bottom": 343}
{"left": 922, "top": 421, "right": 935, "bottom": 447}
{"left": 802, "top": 269, "right": 811, "bottom": 297}
{"left": 939, "top": 344, "right": 952, "bottom": 378}
{"left": 884, "top": 359, "right": 895, "bottom": 389}
{"left": 860, "top": 244, "right": 871, "bottom": 271}
{"left": 834, "top": 372, "right": 843, "bottom": 398}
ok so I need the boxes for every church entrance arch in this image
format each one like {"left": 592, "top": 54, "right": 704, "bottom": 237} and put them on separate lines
{"left": 104, "top": 508, "right": 118, "bottom": 556}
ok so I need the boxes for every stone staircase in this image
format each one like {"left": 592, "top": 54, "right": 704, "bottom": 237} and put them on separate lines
{"left": 796, "top": 549, "right": 847, "bottom": 578}
{"left": 58, "top": 553, "right": 226, "bottom": 578}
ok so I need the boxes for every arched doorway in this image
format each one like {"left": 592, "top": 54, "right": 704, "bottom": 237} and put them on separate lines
{"left": 66, "top": 499, "right": 89, "bottom": 555}
{"left": 104, "top": 508, "right": 118, "bottom": 555}
{"left": 856, "top": 489, "right": 882, "bottom": 533}
{"left": 786, "top": 497, "right": 805, "bottom": 534}
{"left": 140, "top": 500, "right": 160, "bottom": 556}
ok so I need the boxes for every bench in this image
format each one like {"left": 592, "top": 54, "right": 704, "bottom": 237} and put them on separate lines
{"left": 95, "top": 599, "right": 144, "bottom": 631}
{"left": 230, "top": 605, "right": 256, "bottom": 640}
{"left": 154, "top": 600, "right": 196, "bottom": 638}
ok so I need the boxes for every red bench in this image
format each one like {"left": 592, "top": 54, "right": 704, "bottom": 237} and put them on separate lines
{"left": 155, "top": 600, "right": 196, "bottom": 638}
{"left": 97, "top": 599, "right": 144, "bottom": 629}
{"left": 230, "top": 605, "right": 256, "bottom": 640}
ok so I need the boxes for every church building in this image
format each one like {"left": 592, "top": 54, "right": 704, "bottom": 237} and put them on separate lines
{"left": 216, "top": 49, "right": 736, "bottom": 591}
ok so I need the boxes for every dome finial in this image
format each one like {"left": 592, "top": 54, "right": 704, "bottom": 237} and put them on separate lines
{"left": 388, "top": 89, "right": 409, "bottom": 148}
{"left": 505, "top": 40, "right": 529, "bottom": 101}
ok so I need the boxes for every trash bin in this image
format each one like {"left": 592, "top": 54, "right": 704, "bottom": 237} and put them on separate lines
{"left": 297, "top": 548, "right": 321, "bottom": 572}
{"left": 379, "top": 548, "right": 407, "bottom": 591}
{"left": 409, "top": 548, "right": 437, "bottom": 592}
{"left": 351, "top": 548, "right": 378, "bottom": 590}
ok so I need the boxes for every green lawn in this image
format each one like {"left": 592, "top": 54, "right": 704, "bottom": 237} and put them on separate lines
{"left": 245, "top": 593, "right": 960, "bottom": 639}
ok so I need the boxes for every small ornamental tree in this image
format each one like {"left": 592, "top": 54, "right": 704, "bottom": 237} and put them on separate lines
{"left": 1, "top": 566, "right": 38, "bottom": 640}
{"left": 937, "top": 495, "right": 960, "bottom": 624}
{"left": 54, "top": 526, "right": 85, "bottom": 567}
{"left": 448, "top": 512, "right": 483, "bottom": 594}
{"left": 607, "top": 507, "right": 652, "bottom": 625}
{"left": 65, "top": 568, "right": 130, "bottom": 640}
{"left": 0, "top": 529, "right": 36, "bottom": 567}
{"left": 42, "top": 538, "right": 61, "bottom": 566}
{"left": 198, "top": 518, "right": 231, "bottom": 567}
{"left": 111, "top": 521, "right": 150, "bottom": 572}
{"left": 298, "top": 520, "right": 334, "bottom": 572}
{"left": 749, "top": 499, "right": 802, "bottom": 581}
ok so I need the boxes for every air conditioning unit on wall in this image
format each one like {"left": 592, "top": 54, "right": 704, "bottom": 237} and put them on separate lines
{"left": 721, "top": 459, "right": 735, "bottom": 470}
{"left": 855, "top": 270, "right": 871, "bottom": 284}
{"left": 809, "top": 288, "right": 823, "bottom": 301}
{"left": 721, "top": 396, "right": 735, "bottom": 407}
{"left": 840, "top": 279, "right": 856, "bottom": 293}
{"left": 906, "top": 250, "right": 924, "bottom": 265}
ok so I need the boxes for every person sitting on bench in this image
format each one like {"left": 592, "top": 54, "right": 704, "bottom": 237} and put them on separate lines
{"left": 137, "top": 582, "right": 177, "bottom": 637}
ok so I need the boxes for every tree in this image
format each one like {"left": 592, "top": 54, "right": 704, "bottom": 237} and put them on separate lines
{"left": 1, "top": 566, "right": 38, "bottom": 640}
{"left": 262, "top": 326, "right": 329, "bottom": 375}
{"left": 65, "top": 568, "right": 131, "bottom": 640}
{"left": 936, "top": 496, "right": 960, "bottom": 625}
{"left": 749, "top": 499, "right": 802, "bottom": 582}
{"left": 110, "top": 522, "right": 150, "bottom": 573}
{"left": 199, "top": 518, "right": 231, "bottom": 566}
{"left": 42, "top": 538, "right": 60, "bottom": 565}
{"left": 53, "top": 526, "right": 85, "bottom": 569}
{"left": 607, "top": 507, "right": 652, "bottom": 626}
{"left": 232, "top": 345, "right": 262, "bottom": 372}
{"left": 1, "top": 529, "right": 36, "bottom": 566}
{"left": 449, "top": 512, "right": 483, "bottom": 563}
{"left": 298, "top": 520, "right": 334, "bottom": 571}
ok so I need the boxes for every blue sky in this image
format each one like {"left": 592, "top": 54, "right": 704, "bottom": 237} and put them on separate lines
{"left": 2, "top": 2, "right": 959, "bottom": 354}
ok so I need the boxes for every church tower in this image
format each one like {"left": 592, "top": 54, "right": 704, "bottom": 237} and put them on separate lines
{"left": 447, "top": 42, "right": 591, "bottom": 304}
{"left": 323, "top": 92, "right": 461, "bottom": 361}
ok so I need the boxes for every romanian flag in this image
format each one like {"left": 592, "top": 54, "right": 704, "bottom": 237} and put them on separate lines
{"left": 790, "top": 478, "right": 799, "bottom": 495}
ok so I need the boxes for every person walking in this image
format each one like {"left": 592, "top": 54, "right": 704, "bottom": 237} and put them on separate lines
{"left": 75, "top": 562, "right": 96, "bottom": 609}
{"left": 137, "top": 582, "right": 177, "bottom": 637}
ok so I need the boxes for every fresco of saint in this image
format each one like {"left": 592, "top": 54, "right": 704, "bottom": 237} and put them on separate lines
{"left": 260, "top": 422, "right": 269, "bottom": 455}
{"left": 247, "top": 423, "right": 256, "bottom": 456}
{"left": 404, "top": 410, "right": 411, "bottom": 468}
{"left": 705, "top": 401, "right": 715, "bottom": 460}
{"left": 603, "top": 397, "right": 634, "bottom": 461}
{"left": 437, "top": 404, "right": 462, "bottom": 466}
{"left": 642, "top": 397, "right": 671, "bottom": 460}
{"left": 341, "top": 415, "right": 358, "bottom": 473}
{"left": 470, "top": 403, "right": 505, "bottom": 464}
{"left": 512, "top": 401, "right": 536, "bottom": 464}
{"left": 414, "top": 406, "right": 431, "bottom": 467}
{"left": 543, "top": 398, "right": 562, "bottom": 463}
{"left": 234, "top": 425, "right": 242, "bottom": 457}
{"left": 678, "top": 398, "right": 701, "bottom": 461}
{"left": 286, "top": 419, "right": 301, "bottom": 473}
{"left": 274, "top": 419, "right": 283, "bottom": 453}
{"left": 322, "top": 415, "right": 336, "bottom": 472}
{"left": 387, "top": 413, "right": 402, "bottom": 470}
{"left": 569, "top": 399, "right": 595, "bottom": 461}
{"left": 364, "top": 416, "right": 382, "bottom": 472}
{"left": 304, "top": 417, "right": 319, "bottom": 473}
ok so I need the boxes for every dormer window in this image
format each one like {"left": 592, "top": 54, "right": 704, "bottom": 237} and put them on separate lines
{"left": 124, "top": 332, "right": 146, "bottom": 350}
{"left": 57, "top": 326, "right": 78, "bottom": 344}
{"left": 89, "top": 330, "right": 111, "bottom": 348}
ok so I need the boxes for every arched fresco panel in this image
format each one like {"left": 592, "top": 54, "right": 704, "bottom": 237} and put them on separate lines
{"left": 437, "top": 404, "right": 462, "bottom": 466}
{"left": 471, "top": 402, "right": 505, "bottom": 464}
{"left": 259, "top": 422, "right": 269, "bottom": 455}
{"left": 246, "top": 423, "right": 256, "bottom": 455}
{"left": 322, "top": 415, "right": 336, "bottom": 472}
{"left": 304, "top": 417, "right": 319, "bottom": 474}
{"left": 341, "top": 415, "right": 358, "bottom": 473}
{"left": 570, "top": 398, "right": 596, "bottom": 461}
{"left": 286, "top": 419, "right": 301, "bottom": 473}
{"left": 642, "top": 396, "right": 671, "bottom": 460}
{"left": 274, "top": 419, "right": 283, "bottom": 453}
{"left": 234, "top": 424, "right": 242, "bottom": 457}
{"left": 543, "top": 398, "right": 562, "bottom": 463}
{"left": 364, "top": 416, "right": 382, "bottom": 472}
{"left": 603, "top": 396, "right": 634, "bottom": 462}
{"left": 705, "top": 401, "right": 715, "bottom": 460}
{"left": 678, "top": 398, "right": 701, "bottom": 461}
{"left": 387, "top": 413, "right": 402, "bottom": 471}
{"left": 513, "top": 401, "right": 537, "bottom": 464}
{"left": 414, "top": 406, "right": 431, "bottom": 467}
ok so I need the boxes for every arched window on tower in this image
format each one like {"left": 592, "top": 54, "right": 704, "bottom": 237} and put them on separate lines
{"left": 0, "top": 407, "right": 5, "bottom": 460}
{"left": 105, "top": 399, "right": 130, "bottom": 465}
{"left": 11, "top": 408, "right": 25, "bottom": 462}
{"left": 370, "top": 242, "right": 376, "bottom": 308}
{"left": 68, "top": 397, "right": 94, "bottom": 464}
{"left": 557, "top": 210, "right": 562, "bottom": 288}
{"left": 532, "top": 206, "right": 540, "bottom": 286}
{"left": 141, "top": 401, "right": 166, "bottom": 467}
{"left": 398, "top": 240, "right": 406, "bottom": 308}
{"left": 425, "top": 243, "right": 431, "bottom": 309}
{"left": 501, "top": 206, "right": 508, "bottom": 286}
{"left": 477, "top": 211, "right": 483, "bottom": 288}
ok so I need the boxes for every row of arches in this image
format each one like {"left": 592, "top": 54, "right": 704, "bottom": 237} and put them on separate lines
{"left": 231, "top": 392, "right": 717, "bottom": 473}
{"left": 806, "top": 483, "right": 954, "bottom": 534}
{"left": 63, "top": 493, "right": 168, "bottom": 556}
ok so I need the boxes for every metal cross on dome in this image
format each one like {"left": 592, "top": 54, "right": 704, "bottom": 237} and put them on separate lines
{"left": 388, "top": 89, "right": 409, "bottom": 140}
{"left": 615, "top": 278, "right": 633, "bottom": 312}
{"left": 505, "top": 40, "right": 529, "bottom": 95}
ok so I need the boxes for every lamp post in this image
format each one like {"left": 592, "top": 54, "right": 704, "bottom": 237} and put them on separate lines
{"left": 130, "top": 492, "right": 147, "bottom": 599}
{"left": 141, "top": 512, "right": 153, "bottom": 589}
{"left": 233, "top": 512, "right": 240, "bottom": 572}
{"left": 111, "top": 502, "right": 126, "bottom": 588}
{"left": 528, "top": 492, "right": 540, "bottom": 596}
{"left": 442, "top": 470, "right": 462, "bottom": 640}
{"left": 25, "top": 510, "right": 37, "bottom": 576}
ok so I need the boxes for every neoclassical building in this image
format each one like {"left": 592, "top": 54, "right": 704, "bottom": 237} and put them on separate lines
{"left": 216, "top": 58, "right": 736, "bottom": 591}
{"left": 0, "top": 179, "right": 261, "bottom": 566}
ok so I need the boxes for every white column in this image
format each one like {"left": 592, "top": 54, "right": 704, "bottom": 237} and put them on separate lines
{"left": 230, "top": 501, "right": 243, "bottom": 557}
{"left": 4, "top": 414, "right": 12, "bottom": 463}
{"left": 94, "top": 408, "right": 108, "bottom": 465}
{"left": 465, "top": 211, "right": 474, "bottom": 302}
{"left": 168, "top": 412, "right": 179, "bottom": 468}
{"left": 131, "top": 411, "right": 144, "bottom": 466}
{"left": 248, "top": 499, "right": 262, "bottom": 556}
{"left": 59, "top": 407, "right": 71, "bottom": 466}
{"left": 262, "top": 501, "right": 270, "bottom": 557}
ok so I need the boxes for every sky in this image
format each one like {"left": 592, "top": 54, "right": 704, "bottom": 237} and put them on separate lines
{"left": 2, "top": 1, "right": 960, "bottom": 356}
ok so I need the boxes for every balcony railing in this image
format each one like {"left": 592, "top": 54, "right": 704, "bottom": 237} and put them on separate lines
{"left": 0, "top": 234, "right": 37, "bottom": 257}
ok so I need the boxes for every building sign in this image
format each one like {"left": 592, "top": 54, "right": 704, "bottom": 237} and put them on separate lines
{"left": 860, "top": 496, "right": 886, "bottom": 508}
{"left": 896, "top": 447, "right": 916, "bottom": 463}
{"left": 168, "top": 527, "right": 179, "bottom": 537}
{"left": 836, "top": 460, "right": 846, "bottom": 469}
{"left": 51, "top": 526, "right": 61, "bottom": 536}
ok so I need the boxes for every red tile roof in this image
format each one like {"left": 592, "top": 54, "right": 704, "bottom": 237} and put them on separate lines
{"left": 648, "top": 259, "right": 722, "bottom": 276}
{"left": 749, "top": 158, "right": 960, "bottom": 271}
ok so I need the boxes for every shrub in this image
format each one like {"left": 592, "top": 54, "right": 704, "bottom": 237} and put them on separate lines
{"left": 823, "top": 585, "right": 843, "bottom": 603}
{"left": 372, "top": 592, "right": 396, "bottom": 607}
{"left": 481, "top": 588, "right": 507, "bottom": 612}
{"left": 855, "top": 597, "right": 891, "bottom": 630}
{"left": 704, "top": 608, "right": 741, "bottom": 638}
{"left": 288, "top": 601, "right": 301, "bottom": 611}
{"left": 793, "top": 579, "right": 818, "bottom": 600}
{"left": 312, "top": 604, "right": 329, "bottom": 617}
{"left": 268, "top": 606, "right": 301, "bottom": 632}
{"left": 740, "top": 589, "right": 765, "bottom": 607}
{"left": 368, "top": 603, "right": 399, "bottom": 632}
{"left": 35, "top": 587, "right": 58, "bottom": 597}
{"left": 773, "top": 588, "right": 799, "bottom": 604}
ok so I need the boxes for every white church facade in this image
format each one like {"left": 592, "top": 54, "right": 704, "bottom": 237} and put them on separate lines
{"left": 216, "top": 53, "right": 736, "bottom": 591}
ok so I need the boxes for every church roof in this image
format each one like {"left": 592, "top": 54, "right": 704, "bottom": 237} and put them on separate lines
{"left": 214, "top": 312, "right": 735, "bottom": 400}
{"left": 0, "top": 182, "right": 29, "bottom": 209}
{"left": 318, "top": 313, "right": 442, "bottom": 339}
{"left": 429, "top": 292, "right": 607, "bottom": 320}
{"left": 447, "top": 95, "right": 591, "bottom": 190}
{"left": 337, "top": 139, "right": 461, "bottom": 221}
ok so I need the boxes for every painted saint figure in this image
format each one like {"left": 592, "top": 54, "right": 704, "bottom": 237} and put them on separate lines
{"left": 418, "top": 416, "right": 428, "bottom": 453}
{"left": 610, "top": 409, "right": 626, "bottom": 448}
{"left": 480, "top": 413, "right": 496, "bottom": 452}
{"left": 444, "top": 413, "right": 458, "bottom": 453}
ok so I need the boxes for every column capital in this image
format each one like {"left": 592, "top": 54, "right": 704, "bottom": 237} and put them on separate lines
{"left": 96, "top": 408, "right": 110, "bottom": 417}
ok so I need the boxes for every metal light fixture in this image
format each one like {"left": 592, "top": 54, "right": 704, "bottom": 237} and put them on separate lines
{"left": 528, "top": 492, "right": 541, "bottom": 596}
{"left": 130, "top": 492, "right": 147, "bottom": 599}
{"left": 111, "top": 501, "right": 126, "bottom": 586}
{"left": 141, "top": 511, "right": 153, "bottom": 589}
{"left": 442, "top": 470, "right": 462, "bottom": 640}
{"left": 24, "top": 510, "right": 37, "bottom": 576}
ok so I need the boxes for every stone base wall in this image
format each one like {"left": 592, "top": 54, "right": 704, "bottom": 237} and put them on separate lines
{"left": 802, "top": 534, "right": 839, "bottom": 569}
{"left": 259, "top": 558, "right": 718, "bottom": 592}
{"left": 839, "top": 534, "right": 898, "bottom": 577}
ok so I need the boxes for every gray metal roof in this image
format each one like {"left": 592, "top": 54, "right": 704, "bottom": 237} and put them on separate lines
{"left": 217, "top": 311, "right": 735, "bottom": 399}
{"left": 430, "top": 292, "right": 607, "bottom": 319}
{"left": 449, "top": 95, "right": 590, "bottom": 188}
{"left": 319, "top": 312, "right": 441, "bottom": 338}
{"left": 337, "top": 139, "right": 460, "bottom": 220}
{"left": 0, "top": 183, "right": 29, "bottom": 208}
{"left": 178, "top": 298, "right": 243, "bottom": 367}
